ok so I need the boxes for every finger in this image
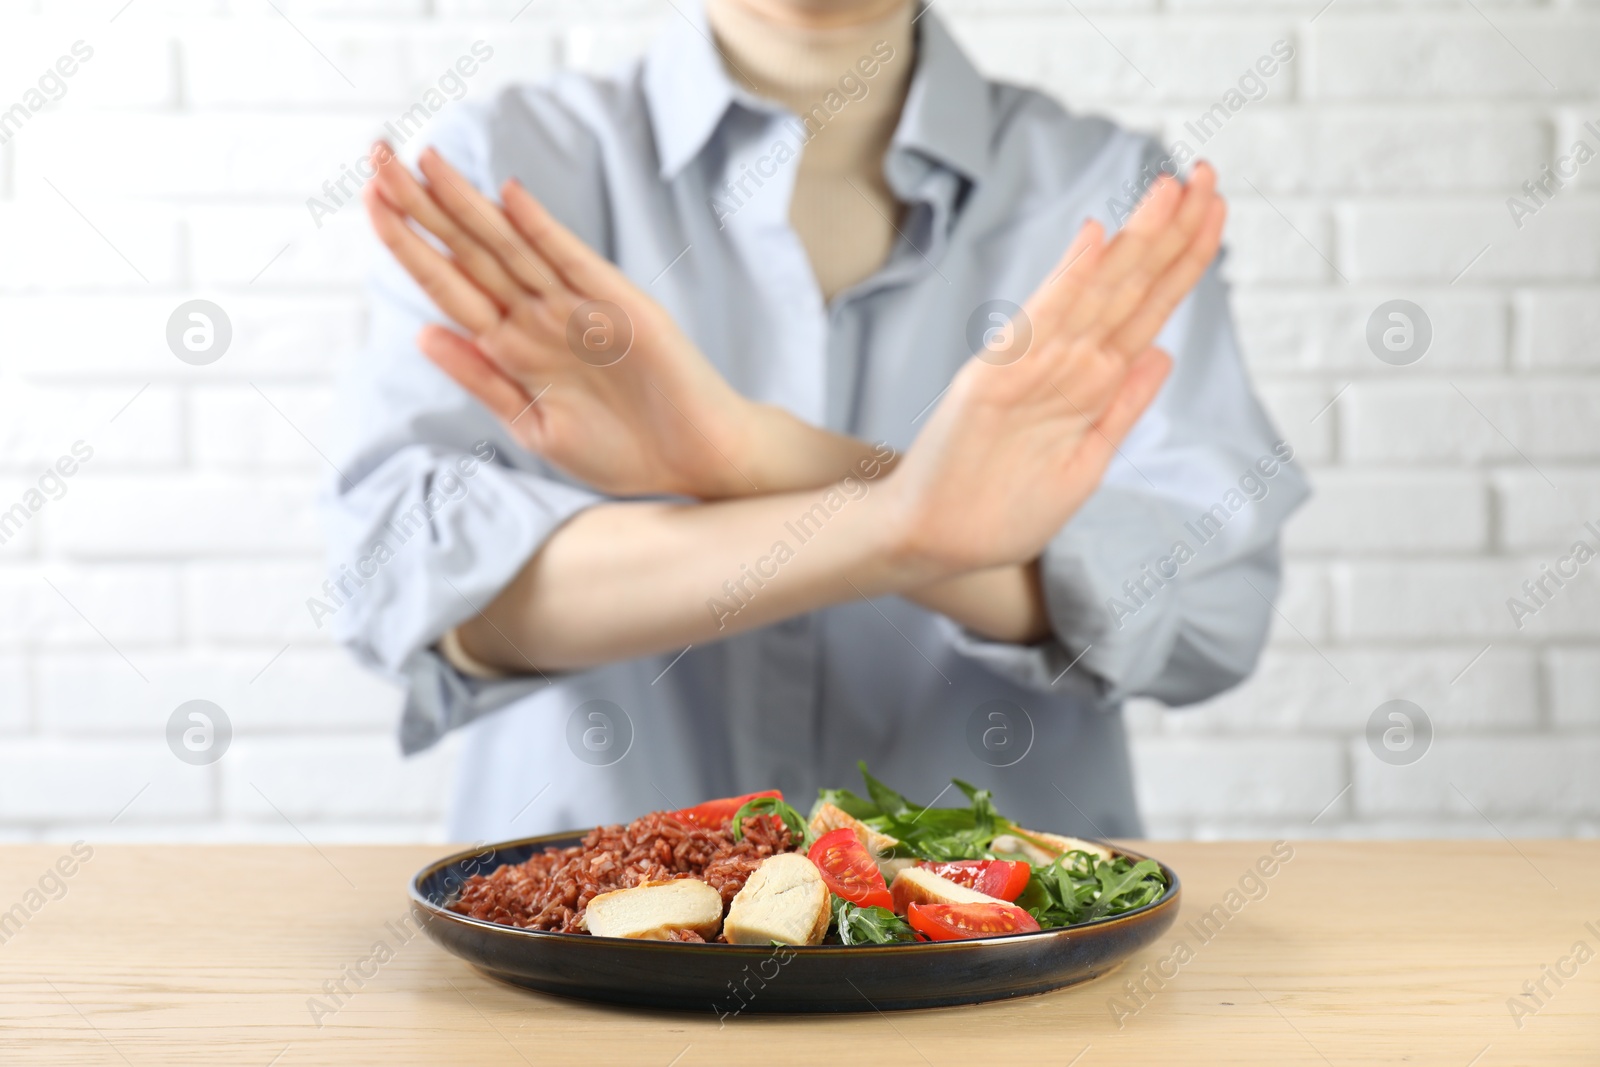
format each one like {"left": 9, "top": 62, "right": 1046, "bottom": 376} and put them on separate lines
{"left": 1052, "top": 173, "right": 1187, "bottom": 337}
{"left": 364, "top": 183, "right": 503, "bottom": 335}
{"left": 1060, "top": 347, "right": 1172, "bottom": 484}
{"left": 417, "top": 324, "right": 542, "bottom": 432}
{"left": 369, "top": 143, "right": 523, "bottom": 311}
{"left": 1088, "top": 163, "right": 1219, "bottom": 344}
{"left": 417, "top": 146, "right": 560, "bottom": 296}
{"left": 1110, "top": 196, "right": 1227, "bottom": 356}
{"left": 502, "top": 178, "right": 629, "bottom": 296}
{"left": 1024, "top": 219, "right": 1107, "bottom": 328}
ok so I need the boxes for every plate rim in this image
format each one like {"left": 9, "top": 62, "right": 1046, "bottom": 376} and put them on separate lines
{"left": 409, "top": 829, "right": 1182, "bottom": 953}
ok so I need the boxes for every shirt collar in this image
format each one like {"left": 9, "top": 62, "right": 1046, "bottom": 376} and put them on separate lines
{"left": 642, "top": 2, "right": 991, "bottom": 186}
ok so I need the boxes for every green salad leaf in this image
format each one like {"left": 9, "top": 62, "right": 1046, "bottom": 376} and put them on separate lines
{"left": 831, "top": 762, "right": 1016, "bottom": 862}
{"left": 830, "top": 896, "right": 917, "bottom": 946}
{"left": 811, "top": 766, "right": 1168, "bottom": 940}
{"left": 1021, "top": 850, "right": 1167, "bottom": 927}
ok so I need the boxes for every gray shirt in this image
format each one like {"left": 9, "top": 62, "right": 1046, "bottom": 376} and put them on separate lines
{"left": 325, "top": 4, "right": 1309, "bottom": 843}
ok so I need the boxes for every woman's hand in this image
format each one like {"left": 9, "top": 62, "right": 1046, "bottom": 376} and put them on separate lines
{"left": 363, "top": 142, "right": 775, "bottom": 499}
{"left": 879, "top": 164, "right": 1227, "bottom": 580}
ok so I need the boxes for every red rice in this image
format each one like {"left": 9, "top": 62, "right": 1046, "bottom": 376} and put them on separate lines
{"left": 449, "top": 811, "right": 794, "bottom": 934}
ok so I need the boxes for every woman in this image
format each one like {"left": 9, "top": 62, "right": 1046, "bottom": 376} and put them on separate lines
{"left": 328, "top": 0, "right": 1307, "bottom": 841}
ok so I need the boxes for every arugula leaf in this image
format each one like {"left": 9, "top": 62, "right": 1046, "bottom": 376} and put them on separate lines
{"left": 857, "top": 762, "right": 916, "bottom": 822}
{"left": 810, "top": 787, "right": 880, "bottom": 823}
{"left": 830, "top": 896, "right": 917, "bottom": 946}
{"left": 843, "top": 766, "right": 1019, "bottom": 862}
{"left": 1082, "top": 858, "right": 1165, "bottom": 922}
{"left": 730, "top": 796, "right": 812, "bottom": 849}
{"left": 1022, "top": 850, "right": 1168, "bottom": 928}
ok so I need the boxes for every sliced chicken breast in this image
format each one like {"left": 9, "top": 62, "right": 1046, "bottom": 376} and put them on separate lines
{"left": 889, "top": 866, "right": 1010, "bottom": 913}
{"left": 723, "top": 853, "right": 830, "bottom": 946}
{"left": 581, "top": 878, "right": 724, "bottom": 941}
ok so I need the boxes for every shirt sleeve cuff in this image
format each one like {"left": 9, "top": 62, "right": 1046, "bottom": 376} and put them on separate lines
{"left": 936, "top": 484, "right": 1188, "bottom": 702}
{"left": 437, "top": 626, "right": 511, "bottom": 681}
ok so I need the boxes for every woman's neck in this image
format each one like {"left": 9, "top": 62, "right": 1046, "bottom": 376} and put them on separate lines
{"left": 714, "top": 0, "right": 908, "bottom": 32}
{"left": 703, "top": 0, "right": 916, "bottom": 299}
{"left": 705, "top": 0, "right": 914, "bottom": 115}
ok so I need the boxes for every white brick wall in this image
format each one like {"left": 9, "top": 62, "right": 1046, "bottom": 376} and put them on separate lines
{"left": 1, "top": 0, "right": 1596, "bottom": 843}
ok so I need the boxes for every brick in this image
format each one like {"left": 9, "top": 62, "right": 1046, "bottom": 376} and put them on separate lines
{"left": 1351, "top": 737, "right": 1600, "bottom": 819}
{"left": 182, "top": 24, "right": 552, "bottom": 107}
{"left": 1188, "top": 108, "right": 1549, "bottom": 194}
{"left": 1336, "top": 560, "right": 1600, "bottom": 641}
{"left": 1283, "top": 468, "right": 1488, "bottom": 553}
{"left": 0, "top": 479, "right": 41, "bottom": 557}
{"left": 1515, "top": 287, "right": 1600, "bottom": 369}
{"left": 1268, "top": 560, "right": 1329, "bottom": 647}
{"left": 0, "top": 565, "right": 180, "bottom": 649}
{"left": 1254, "top": 382, "right": 1335, "bottom": 464}
{"left": 1321, "top": 817, "right": 1576, "bottom": 840}
{"left": 191, "top": 385, "right": 334, "bottom": 469}
{"left": 0, "top": 27, "right": 173, "bottom": 110}
{"left": 36, "top": 646, "right": 397, "bottom": 735}
{"left": 270, "top": 0, "right": 430, "bottom": 15}
{"left": 0, "top": 740, "right": 213, "bottom": 822}
{"left": 0, "top": 295, "right": 365, "bottom": 381}
{"left": 1339, "top": 199, "right": 1600, "bottom": 283}
{"left": 1547, "top": 647, "right": 1600, "bottom": 729}
{"left": 0, "top": 200, "right": 181, "bottom": 290}
{"left": 1223, "top": 197, "right": 1334, "bottom": 283}
{"left": 1308, "top": 17, "right": 1600, "bottom": 100}
{"left": 45, "top": 474, "right": 323, "bottom": 557}
{"left": 1163, "top": 645, "right": 1539, "bottom": 734}
{"left": 184, "top": 560, "right": 335, "bottom": 643}
{"left": 54, "top": 819, "right": 450, "bottom": 844}
{"left": 221, "top": 736, "right": 454, "bottom": 821}
{"left": 0, "top": 385, "right": 182, "bottom": 470}
{"left": 187, "top": 203, "right": 377, "bottom": 288}
{"left": 442, "top": 0, "right": 658, "bottom": 14}
{"left": 1495, "top": 469, "right": 1600, "bottom": 550}
{"left": 0, "top": 654, "right": 26, "bottom": 733}
{"left": 1132, "top": 737, "right": 1347, "bottom": 819}
{"left": 1553, "top": 109, "right": 1600, "bottom": 194}
{"left": 1345, "top": 379, "right": 1600, "bottom": 463}
{"left": 950, "top": 16, "right": 1298, "bottom": 104}
{"left": 14, "top": 112, "right": 391, "bottom": 198}
{"left": 563, "top": 19, "right": 669, "bottom": 75}
{"left": 1233, "top": 287, "right": 1507, "bottom": 373}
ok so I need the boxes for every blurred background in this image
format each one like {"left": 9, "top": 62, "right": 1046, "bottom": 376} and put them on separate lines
{"left": 1, "top": 0, "right": 1596, "bottom": 843}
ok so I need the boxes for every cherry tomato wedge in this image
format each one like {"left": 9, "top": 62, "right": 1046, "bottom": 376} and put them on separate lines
{"left": 906, "top": 902, "right": 1041, "bottom": 942}
{"left": 670, "top": 790, "right": 782, "bottom": 830}
{"left": 807, "top": 827, "right": 894, "bottom": 910}
{"left": 915, "top": 859, "right": 1032, "bottom": 901}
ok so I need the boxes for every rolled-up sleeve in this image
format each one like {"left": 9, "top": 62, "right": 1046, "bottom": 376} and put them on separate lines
{"left": 943, "top": 254, "right": 1310, "bottom": 707}
{"left": 322, "top": 95, "right": 609, "bottom": 755}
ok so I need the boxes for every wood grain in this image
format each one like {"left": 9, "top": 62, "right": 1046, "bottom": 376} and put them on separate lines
{"left": 1, "top": 841, "right": 1596, "bottom": 1065}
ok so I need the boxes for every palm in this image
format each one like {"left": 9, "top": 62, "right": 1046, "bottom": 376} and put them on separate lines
{"left": 888, "top": 166, "right": 1226, "bottom": 575}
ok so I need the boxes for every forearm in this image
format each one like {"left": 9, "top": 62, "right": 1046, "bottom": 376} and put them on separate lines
{"left": 744, "top": 411, "right": 1049, "bottom": 644}
{"left": 904, "top": 562, "right": 1051, "bottom": 645}
{"left": 741, "top": 405, "right": 899, "bottom": 493}
{"left": 456, "top": 482, "right": 926, "bottom": 672}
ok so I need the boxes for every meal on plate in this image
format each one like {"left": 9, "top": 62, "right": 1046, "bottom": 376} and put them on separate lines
{"left": 448, "top": 764, "right": 1167, "bottom": 946}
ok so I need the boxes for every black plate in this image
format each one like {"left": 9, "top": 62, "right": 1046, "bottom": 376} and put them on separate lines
{"left": 410, "top": 831, "right": 1180, "bottom": 1014}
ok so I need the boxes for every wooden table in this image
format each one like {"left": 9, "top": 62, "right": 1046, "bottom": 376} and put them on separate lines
{"left": 2, "top": 841, "right": 1596, "bottom": 1064}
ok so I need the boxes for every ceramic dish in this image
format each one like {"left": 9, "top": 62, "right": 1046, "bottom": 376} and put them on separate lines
{"left": 410, "top": 832, "right": 1180, "bottom": 1014}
